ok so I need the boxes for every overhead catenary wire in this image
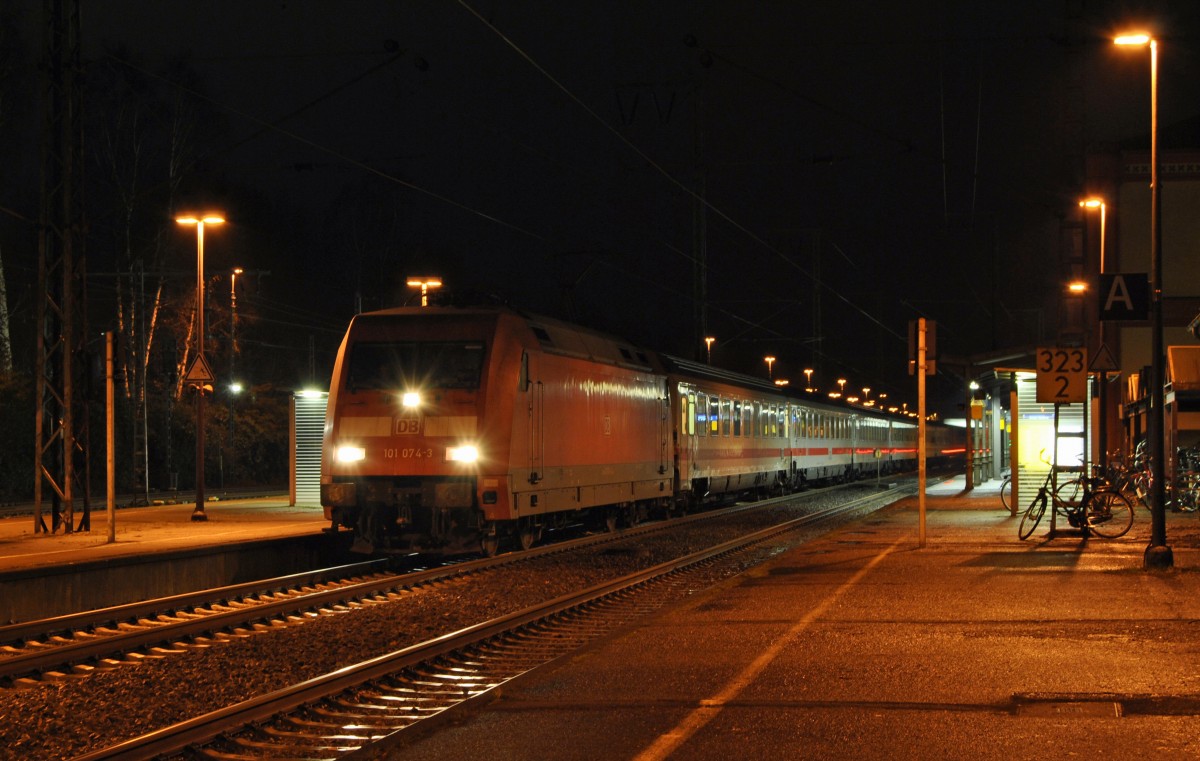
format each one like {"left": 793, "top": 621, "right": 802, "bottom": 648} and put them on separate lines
{"left": 454, "top": 0, "right": 906, "bottom": 349}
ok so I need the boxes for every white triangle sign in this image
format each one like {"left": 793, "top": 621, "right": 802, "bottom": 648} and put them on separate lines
{"left": 1089, "top": 343, "right": 1119, "bottom": 373}
{"left": 185, "top": 353, "right": 216, "bottom": 384}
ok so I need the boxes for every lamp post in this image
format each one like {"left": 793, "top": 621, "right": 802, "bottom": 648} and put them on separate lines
{"left": 1080, "top": 198, "right": 1109, "bottom": 475}
{"left": 1079, "top": 198, "right": 1106, "bottom": 272}
{"left": 406, "top": 276, "right": 442, "bottom": 306}
{"left": 228, "top": 267, "right": 243, "bottom": 487}
{"left": 176, "top": 214, "right": 224, "bottom": 522}
{"left": 764, "top": 355, "right": 776, "bottom": 380}
{"left": 1116, "top": 32, "right": 1171, "bottom": 569}
{"left": 804, "top": 368, "right": 814, "bottom": 392}
{"left": 704, "top": 336, "right": 716, "bottom": 364}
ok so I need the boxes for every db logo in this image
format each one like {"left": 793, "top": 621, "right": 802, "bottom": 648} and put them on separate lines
{"left": 394, "top": 417, "right": 420, "bottom": 435}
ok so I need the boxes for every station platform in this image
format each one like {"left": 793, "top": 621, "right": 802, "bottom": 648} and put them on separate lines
{"left": 0, "top": 495, "right": 327, "bottom": 575}
{"left": 398, "top": 476, "right": 1200, "bottom": 761}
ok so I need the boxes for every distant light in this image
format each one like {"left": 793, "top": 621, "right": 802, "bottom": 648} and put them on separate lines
{"left": 969, "top": 381, "right": 980, "bottom": 391}
{"left": 1079, "top": 198, "right": 1103, "bottom": 208}
{"left": 1068, "top": 280, "right": 1088, "bottom": 294}
{"left": 175, "top": 214, "right": 226, "bottom": 226}
{"left": 1114, "top": 33, "right": 1151, "bottom": 46}
{"left": 229, "top": 382, "right": 244, "bottom": 394}
{"left": 774, "top": 379, "right": 789, "bottom": 386}
{"left": 402, "top": 391, "right": 421, "bottom": 408}
{"left": 407, "top": 276, "right": 443, "bottom": 307}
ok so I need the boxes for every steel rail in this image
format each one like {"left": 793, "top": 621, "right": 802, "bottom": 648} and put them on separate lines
{"left": 3, "top": 481, "right": 862, "bottom": 685}
{"left": 74, "top": 486, "right": 909, "bottom": 761}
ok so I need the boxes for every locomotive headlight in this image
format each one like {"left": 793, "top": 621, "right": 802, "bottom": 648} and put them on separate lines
{"left": 446, "top": 444, "right": 479, "bottom": 463}
{"left": 401, "top": 391, "right": 421, "bottom": 408}
{"left": 336, "top": 445, "right": 366, "bottom": 463}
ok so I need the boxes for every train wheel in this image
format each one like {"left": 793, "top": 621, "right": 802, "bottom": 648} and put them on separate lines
{"left": 624, "top": 504, "right": 641, "bottom": 528}
{"left": 480, "top": 526, "right": 500, "bottom": 557}
{"left": 518, "top": 519, "right": 541, "bottom": 551}
{"left": 604, "top": 508, "right": 618, "bottom": 533}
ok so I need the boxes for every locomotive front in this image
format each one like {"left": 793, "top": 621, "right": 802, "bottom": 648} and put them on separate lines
{"left": 320, "top": 307, "right": 518, "bottom": 553}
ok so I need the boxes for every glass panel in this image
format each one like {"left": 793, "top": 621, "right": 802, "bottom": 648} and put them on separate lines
{"left": 347, "top": 341, "right": 485, "bottom": 391}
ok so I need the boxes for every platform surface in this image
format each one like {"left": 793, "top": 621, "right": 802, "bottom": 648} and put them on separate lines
{"left": 0, "top": 494, "right": 326, "bottom": 574}
{"left": 394, "top": 475, "right": 1200, "bottom": 761}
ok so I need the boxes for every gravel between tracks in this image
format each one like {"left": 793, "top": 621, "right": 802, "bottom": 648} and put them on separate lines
{"left": 0, "top": 489, "right": 889, "bottom": 760}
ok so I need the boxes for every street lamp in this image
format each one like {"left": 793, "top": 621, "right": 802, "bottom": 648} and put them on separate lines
{"left": 704, "top": 336, "right": 716, "bottom": 364}
{"left": 764, "top": 355, "right": 776, "bottom": 380}
{"left": 803, "top": 368, "right": 814, "bottom": 391}
{"left": 176, "top": 214, "right": 225, "bottom": 522}
{"left": 230, "top": 267, "right": 243, "bottom": 380}
{"left": 1079, "top": 198, "right": 1107, "bottom": 273}
{"left": 1081, "top": 197, "right": 1111, "bottom": 475}
{"left": 1116, "top": 31, "right": 1171, "bottom": 569}
{"left": 406, "top": 276, "right": 442, "bottom": 307}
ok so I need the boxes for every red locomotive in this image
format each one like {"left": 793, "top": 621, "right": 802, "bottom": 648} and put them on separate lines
{"left": 320, "top": 302, "right": 960, "bottom": 554}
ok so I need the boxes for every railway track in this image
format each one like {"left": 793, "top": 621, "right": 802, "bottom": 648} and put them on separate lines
{"left": 1, "top": 478, "right": 881, "bottom": 688}
{"left": 71, "top": 485, "right": 909, "bottom": 761}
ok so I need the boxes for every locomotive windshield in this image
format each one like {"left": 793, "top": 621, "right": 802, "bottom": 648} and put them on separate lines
{"left": 346, "top": 341, "right": 485, "bottom": 391}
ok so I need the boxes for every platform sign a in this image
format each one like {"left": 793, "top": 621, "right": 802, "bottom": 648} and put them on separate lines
{"left": 1098, "top": 273, "right": 1149, "bottom": 321}
{"left": 1036, "top": 347, "right": 1087, "bottom": 404}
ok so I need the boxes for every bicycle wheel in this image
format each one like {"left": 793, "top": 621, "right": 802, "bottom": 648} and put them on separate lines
{"left": 1018, "top": 490, "right": 1046, "bottom": 540}
{"left": 1000, "top": 478, "right": 1012, "bottom": 510}
{"left": 1084, "top": 489, "right": 1134, "bottom": 539}
{"left": 1053, "top": 477, "right": 1084, "bottom": 508}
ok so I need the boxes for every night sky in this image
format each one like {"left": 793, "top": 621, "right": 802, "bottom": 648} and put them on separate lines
{"left": 3, "top": 0, "right": 1199, "bottom": 414}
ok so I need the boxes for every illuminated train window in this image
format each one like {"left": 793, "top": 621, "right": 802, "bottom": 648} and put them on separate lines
{"left": 733, "top": 400, "right": 742, "bottom": 437}
{"left": 709, "top": 396, "right": 720, "bottom": 435}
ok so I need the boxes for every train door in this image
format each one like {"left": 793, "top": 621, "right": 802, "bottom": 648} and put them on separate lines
{"left": 674, "top": 383, "right": 696, "bottom": 487}
{"left": 524, "top": 350, "right": 544, "bottom": 483}
{"left": 662, "top": 379, "right": 672, "bottom": 475}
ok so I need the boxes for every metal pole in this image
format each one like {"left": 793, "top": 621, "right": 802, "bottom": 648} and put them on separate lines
{"left": 1097, "top": 202, "right": 1108, "bottom": 475}
{"left": 1009, "top": 377, "right": 1019, "bottom": 517}
{"left": 106, "top": 331, "right": 115, "bottom": 543}
{"left": 1145, "top": 39, "right": 1172, "bottom": 568}
{"left": 193, "top": 223, "right": 207, "bottom": 521}
{"left": 918, "top": 318, "right": 927, "bottom": 548}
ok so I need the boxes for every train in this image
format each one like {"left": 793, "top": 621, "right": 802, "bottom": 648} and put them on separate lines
{"left": 320, "top": 302, "right": 963, "bottom": 555}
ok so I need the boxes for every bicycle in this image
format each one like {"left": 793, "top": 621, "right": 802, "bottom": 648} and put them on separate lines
{"left": 1017, "top": 471, "right": 1051, "bottom": 540}
{"left": 1018, "top": 467, "right": 1134, "bottom": 540}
